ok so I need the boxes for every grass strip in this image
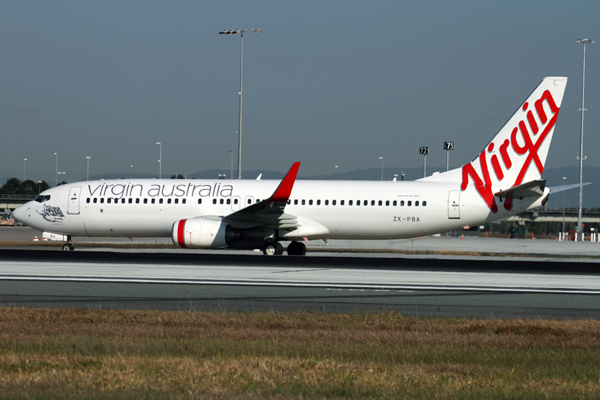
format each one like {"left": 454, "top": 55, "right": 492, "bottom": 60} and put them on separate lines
{"left": 0, "top": 307, "right": 599, "bottom": 398}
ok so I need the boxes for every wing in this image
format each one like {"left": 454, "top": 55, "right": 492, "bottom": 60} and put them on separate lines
{"left": 222, "top": 162, "right": 301, "bottom": 230}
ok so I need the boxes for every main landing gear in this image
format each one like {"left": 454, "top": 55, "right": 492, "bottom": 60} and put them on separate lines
{"left": 262, "top": 241, "right": 306, "bottom": 256}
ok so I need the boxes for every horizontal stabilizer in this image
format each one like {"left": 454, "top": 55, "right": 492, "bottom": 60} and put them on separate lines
{"left": 494, "top": 179, "right": 546, "bottom": 200}
{"left": 548, "top": 182, "right": 592, "bottom": 194}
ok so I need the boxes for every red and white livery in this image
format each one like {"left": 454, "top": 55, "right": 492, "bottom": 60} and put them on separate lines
{"left": 13, "top": 77, "right": 568, "bottom": 255}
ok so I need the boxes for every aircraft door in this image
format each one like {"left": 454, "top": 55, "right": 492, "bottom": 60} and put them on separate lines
{"left": 231, "top": 195, "right": 241, "bottom": 211}
{"left": 67, "top": 186, "right": 82, "bottom": 215}
{"left": 448, "top": 190, "right": 460, "bottom": 219}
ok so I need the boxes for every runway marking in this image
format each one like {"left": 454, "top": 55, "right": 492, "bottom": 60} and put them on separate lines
{"left": 1, "top": 275, "right": 600, "bottom": 295}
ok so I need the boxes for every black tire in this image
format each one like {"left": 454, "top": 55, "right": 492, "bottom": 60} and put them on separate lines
{"left": 62, "top": 243, "right": 74, "bottom": 251}
{"left": 287, "top": 241, "right": 306, "bottom": 256}
{"left": 263, "top": 242, "right": 283, "bottom": 256}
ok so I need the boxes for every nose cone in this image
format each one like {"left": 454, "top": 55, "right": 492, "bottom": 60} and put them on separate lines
{"left": 12, "top": 203, "right": 30, "bottom": 224}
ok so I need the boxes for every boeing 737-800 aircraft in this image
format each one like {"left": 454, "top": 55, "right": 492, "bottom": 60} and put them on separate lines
{"left": 14, "top": 77, "right": 568, "bottom": 255}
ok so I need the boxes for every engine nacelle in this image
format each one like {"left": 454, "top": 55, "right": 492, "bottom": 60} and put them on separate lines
{"left": 172, "top": 218, "right": 241, "bottom": 249}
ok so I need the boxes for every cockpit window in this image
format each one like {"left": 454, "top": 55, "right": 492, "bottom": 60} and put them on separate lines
{"left": 34, "top": 195, "right": 51, "bottom": 203}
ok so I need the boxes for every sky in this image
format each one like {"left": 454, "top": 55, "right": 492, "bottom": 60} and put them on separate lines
{"left": 1, "top": 0, "right": 600, "bottom": 182}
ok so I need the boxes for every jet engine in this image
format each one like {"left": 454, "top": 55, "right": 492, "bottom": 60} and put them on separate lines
{"left": 172, "top": 217, "right": 244, "bottom": 249}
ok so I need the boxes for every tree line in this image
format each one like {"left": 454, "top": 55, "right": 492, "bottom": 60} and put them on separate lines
{"left": 0, "top": 178, "right": 52, "bottom": 196}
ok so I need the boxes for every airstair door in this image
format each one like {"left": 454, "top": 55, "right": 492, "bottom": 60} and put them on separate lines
{"left": 448, "top": 190, "right": 460, "bottom": 219}
{"left": 67, "top": 186, "right": 82, "bottom": 215}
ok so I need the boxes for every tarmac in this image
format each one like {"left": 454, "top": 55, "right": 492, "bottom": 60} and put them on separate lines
{"left": 1, "top": 226, "right": 599, "bottom": 259}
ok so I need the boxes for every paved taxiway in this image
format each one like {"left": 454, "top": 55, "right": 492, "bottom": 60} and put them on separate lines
{"left": 0, "top": 249, "right": 599, "bottom": 319}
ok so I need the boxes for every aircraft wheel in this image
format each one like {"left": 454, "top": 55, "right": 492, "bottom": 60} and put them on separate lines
{"left": 263, "top": 242, "right": 283, "bottom": 256}
{"left": 287, "top": 241, "right": 306, "bottom": 256}
{"left": 62, "top": 243, "right": 74, "bottom": 251}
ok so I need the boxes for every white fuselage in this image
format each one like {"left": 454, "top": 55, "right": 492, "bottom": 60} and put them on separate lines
{"left": 13, "top": 177, "right": 543, "bottom": 242}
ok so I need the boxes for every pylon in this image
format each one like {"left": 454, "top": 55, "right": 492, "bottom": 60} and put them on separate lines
{"left": 461, "top": 234, "right": 464, "bottom": 240}
{"left": 33, "top": 236, "right": 39, "bottom": 241}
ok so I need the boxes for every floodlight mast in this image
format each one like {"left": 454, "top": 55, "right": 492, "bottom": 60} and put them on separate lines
{"left": 219, "top": 28, "right": 263, "bottom": 179}
{"left": 575, "top": 38, "right": 593, "bottom": 240}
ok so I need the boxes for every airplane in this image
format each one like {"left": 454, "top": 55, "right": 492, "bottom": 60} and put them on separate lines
{"left": 13, "top": 77, "right": 570, "bottom": 255}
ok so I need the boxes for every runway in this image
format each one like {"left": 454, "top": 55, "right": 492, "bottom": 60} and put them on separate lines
{"left": 1, "top": 249, "right": 600, "bottom": 319}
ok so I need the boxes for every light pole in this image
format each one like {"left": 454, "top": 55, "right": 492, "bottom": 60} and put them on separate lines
{"left": 129, "top": 165, "right": 133, "bottom": 179}
{"left": 155, "top": 142, "right": 162, "bottom": 179}
{"left": 562, "top": 176, "right": 567, "bottom": 238}
{"left": 575, "top": 38, "right": 593, "bottom": 240}
{"left": 219, "top": 28, "right": 263, "bottom": 179}
{"left": 379, "top": 157, "right": 384, "bottom": 180}
{"left": 401, "top": 172, "right": 405, "bottom": 181}
{"left": 54, "top": 153, "right": 58, "bottom": 186}
{"left": 86, "top": 156, "right": 91, "bottom": 181}
{"left": 228, "top": 150, "right": 233, "bottom": 179}
{"left": 335, "top": 165, "right": 339, "bottom": 180}
{"left": 443, "top": 142, "right": 454, "bottom": 171}
{"left": 23, "top": 158, "right": 27, "bottom": 181}
{"left": 37, "top": 181, "right": 42, "bottom": 194}
{"left": 58, "top": 171, "right": 66, "bottom": 185}
{"left": 420, "top": 147, "right": 429, "bottom": 177}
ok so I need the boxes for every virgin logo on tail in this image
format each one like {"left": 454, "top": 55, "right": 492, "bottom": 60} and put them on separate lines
{"left": 461, "top": 89, "right": 560, "bottom": 213}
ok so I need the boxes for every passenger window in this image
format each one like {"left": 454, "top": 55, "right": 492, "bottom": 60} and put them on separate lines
{"left": 309, "top": 200, "right": 313, "bottom": 205}
{"left": 136, "top": 198, "right": 140, "bottom": 204}
{"left": 408, "top": 201, "right": 412, "bottom": 206}
{"left": 423, "top": 201, "right": 427, "bottom": 206}
{"left": 100, "top": 198, "right": 104, "bottom": 204}
{"left": 340, "top": 200, "right": 344, "bottom": 205}
{"left": 219, "top": 199, "right": 224, "bottom": 205}
{"left": 356, "top": 200, "right": 360, "bottom": 206}
{"left": 174, "top": 199, "right": 178, "bottom": 204}
{"left": 93, "top": 198, "right": 97, "bottom": 204}
{"left": 86, "top": 198, "right": 90, "bottom": 204}
{"left": 233, "top": 199, "right": 237, "bottom": 204}
{"left": 349, "top": 200, "right": 353, "bottom": 206}
{"left": 198, "top": 199, "right": 202, "bottom": 204}
{"left": 226, "top": 199, "right": 231, "bottom": 205}
{"left": 317, "top": 200, "right": 321, "bottom": 205}
{"left": 144, "top": 199, "right": 148, "bottom": 204}
{"left": 129, "top": 198, "right": 133, "bottom": 204}
{"left": 183, "top": 199, "right": 186, "bottom": 204}
{"left": 324, "top": 200, "right": 329, "bottom": 206}
{"left": 294, "top": 199, "right": 298, "bottom": 205}
{"left": 167, "top": 199, "right": 171, "bottom": 204}
{"left": 213, "top": 199, "right": 217, "bottom": 204}
{"left": 393, "top": 200, "right": 397, "bottom": 206}
{"left": 386, "top": 200, "right": 389, "bottom": 206}
{"left": 333, "top": 200, "right": 337, "bottom": 206}
{"left": 415, "top": 201, "right": 419, "bottom": 206}
{"left": 400, "top": 200, "right": 405, "bottom": 206}
{"left": 151, "top": 199, "right": 156, "bottom": 204}
{"left": 378, "top": 200, "right": 382, "bottom": 206}
{"left": 371, "top": 200, "right": 375, "bottom": 206}
{"left": 363, "top": 200, "right": 368, "bottom": 206}
{"left": 121, "top": 198, "right": 125, "bottom": 204}
{"left": 159, "top": 199, "right": 164, "bottom": 204}
{"left": 107, "top": 198, "right": 112, "bottom": 204}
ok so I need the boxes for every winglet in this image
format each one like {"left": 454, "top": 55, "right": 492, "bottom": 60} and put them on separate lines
{"left": 267, "top": 162, "right": 301, "bottom": 202}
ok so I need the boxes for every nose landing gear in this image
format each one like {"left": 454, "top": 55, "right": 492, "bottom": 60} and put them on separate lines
{"left": 62, "top": 242, "right": 74, "bottom": 251}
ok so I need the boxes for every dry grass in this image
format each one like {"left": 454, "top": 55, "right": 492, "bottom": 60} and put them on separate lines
{"left": 1, "top": 307, "right": 600, "bottom": 399}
